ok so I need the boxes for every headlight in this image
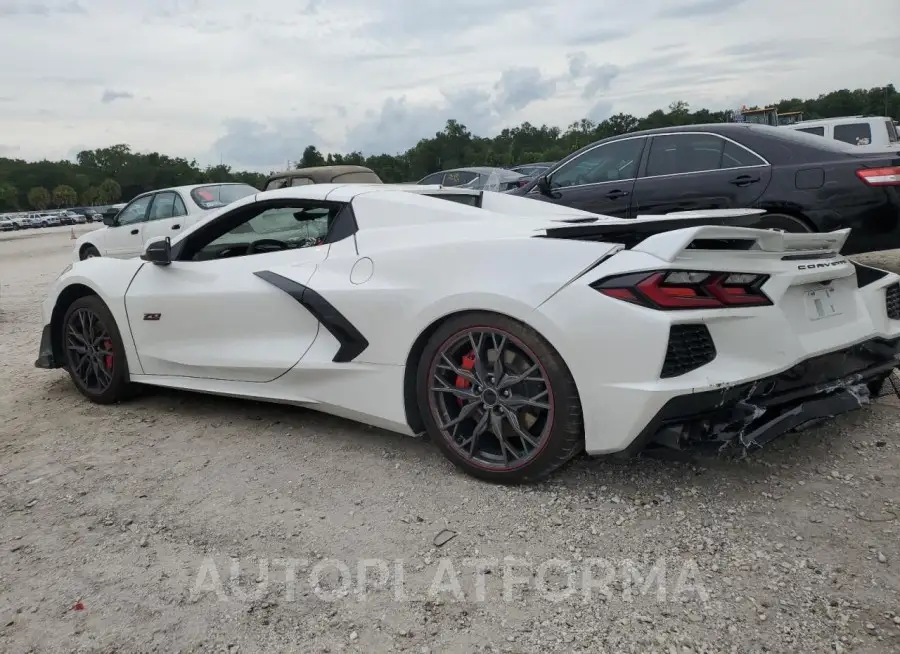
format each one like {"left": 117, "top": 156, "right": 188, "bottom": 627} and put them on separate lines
{"left": 57, "top": 264, "right": 72, "bottom": 279}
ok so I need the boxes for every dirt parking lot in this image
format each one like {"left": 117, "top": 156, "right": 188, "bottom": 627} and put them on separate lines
{"left": 2, "top": 226, "right": 900, "bottom": 653}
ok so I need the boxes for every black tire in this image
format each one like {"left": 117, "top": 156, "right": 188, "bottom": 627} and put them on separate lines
{"left": 61, "top": 295, "right": 133, "bottom": 404}
{"left": 753, "top": 213, "right": 812, "bottom": 233}
{"left": 416, "top": 312, "right": 583, "bottom": 483}
{"left": 80, "top": 245, "right": 100, "bottom": 260}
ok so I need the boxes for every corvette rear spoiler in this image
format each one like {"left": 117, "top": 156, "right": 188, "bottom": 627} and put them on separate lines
{"left": 632, "top": 225, "right": 850, "bottom": 263}
{"left": 540, "top": 209, "right": 848, "bottom": 257}
{"left": 541, "top": 208, "right": 767, "bottom": 248}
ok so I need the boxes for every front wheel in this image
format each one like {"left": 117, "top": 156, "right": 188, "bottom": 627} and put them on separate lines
{"left": 61, "top": 295, "right": 133, "bottom": 404}
{"left": 416, "top": 312, "right": 583, "bottom": 483}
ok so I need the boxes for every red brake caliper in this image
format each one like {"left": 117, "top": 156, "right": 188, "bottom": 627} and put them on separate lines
{"left": 455, "top": 351, "right": 476, "bottom": 406}
{"left": 104, "top": 339, "right": 114, "bottom": 370}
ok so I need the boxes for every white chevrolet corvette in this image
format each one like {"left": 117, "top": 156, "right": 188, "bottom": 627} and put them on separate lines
{"left": 36, "top": 184, "right": 900, "bottom": 482}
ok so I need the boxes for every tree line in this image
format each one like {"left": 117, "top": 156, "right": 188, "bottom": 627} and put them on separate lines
{"left": 1, "top": 85, "right": 896, "bottom": 212}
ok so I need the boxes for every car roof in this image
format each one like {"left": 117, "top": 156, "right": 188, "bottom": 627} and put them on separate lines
{"left": 256, "top": 183, "right": 479, "bottom": 204}
{"left": 265, "top": 165, "right": 376, "bottom": 183}
{"left": 131, "top": 182, "right": 254, "bottom": 198}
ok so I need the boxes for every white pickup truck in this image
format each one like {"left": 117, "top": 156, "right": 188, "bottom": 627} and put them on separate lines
{"left": 786, "top": 115, "right": 899, "bottom": 152}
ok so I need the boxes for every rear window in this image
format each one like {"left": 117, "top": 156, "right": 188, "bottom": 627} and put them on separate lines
{"left": 833, "top": 122, "right": 872, "bottom": 146}
{"left": 427, "top": 192, "right": 482, "bottom": 207}
{"left": 795, "top": 126, "right": 825, "bottom": 137}
{"left": 332, "top": 171, "right": 382, "bottom": 183}
{"left": 190, "top": 184, "right": 257, "bottom": 209}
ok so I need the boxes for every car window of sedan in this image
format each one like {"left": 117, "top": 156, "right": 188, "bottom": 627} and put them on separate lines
{"left": 148, "top": 192, "right": 177, "bottom": 221}
{"left": 418, "top": 172, "right": 445, "bottom": 185}
{"left": 645, "top": 134, "right": 765, "bottom": 177}
{"left": 116, "top": 197, "right": 151, "bottom": 226}
{"left": 443, "top": 171, "right": 478, "bottom": 187}
{"left": 550, "top": 138, "right": 645, "bottom": 189}
{"left": 173, "top": 194, "right": 188, "bottom": 216}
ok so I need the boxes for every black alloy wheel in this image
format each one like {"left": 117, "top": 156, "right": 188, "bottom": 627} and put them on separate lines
{"left": 62, "top": 295, "right": 133, "bottom": 403}
{"left": 418, "top": 312, "right": 583, "bottom": 483}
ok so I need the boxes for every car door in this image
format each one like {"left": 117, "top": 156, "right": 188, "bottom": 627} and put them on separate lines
{"left": 104, "top": 195, "right": 152, "bottom": 257}
{"left": 141, "top": 191, "right": 188, "bottom": 246}
{"left": 528, "top": 137, "right": 646, "bottom": 216}
{"left": 628, "top": 133, "right": 772, "bottom": 215}
{"left": 124, "top": 199, "right": 343, "bottom": 382}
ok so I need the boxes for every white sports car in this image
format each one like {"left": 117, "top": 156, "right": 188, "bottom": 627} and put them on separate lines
{"left": 36, "top": 184, "right": 900, "bottom": 482}
{"left": 74, "top": 183, "right": 258, "bottom": 260}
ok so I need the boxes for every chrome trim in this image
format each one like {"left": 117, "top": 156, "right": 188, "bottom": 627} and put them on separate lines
{"left": 535, "top": 131, "right": 770, "bottom": 193}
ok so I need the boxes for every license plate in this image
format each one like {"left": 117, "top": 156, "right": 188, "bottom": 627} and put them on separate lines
{"left": 804, "top": 286, "right": 842, "bottom": 321}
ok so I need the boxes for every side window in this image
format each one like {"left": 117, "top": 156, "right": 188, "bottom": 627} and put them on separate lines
{"left": 418, "top": 172, "right": 445, "bottom": 185}
{"left": 291, "top": 177, "right": 314, "bottom": 186}
{"left": 550, "top": 138, "right": 645, "bottom": 188}
{"left": 115, "top": 197, "right": 151, "bottom": 226}
{"left": 442, "top": 171, "right": 478, "bottom": 187}
{"left": 264, "top": 178, "right": 289, "bottom": 191}
{"left": 885, "top": 120, "right": 898, "bottom": 143}
{"left": 645, "top": 134, "right": 728, "bottom": 177}
{"left": 173, "top": 194, "right": 188, "bottom": 217}
{"left": 796, "top": 126, "right": 825, "bottom": 137}
{"left": 833, "top": 122, "right": 872, "bottom": 146}
{"left": 186, "top": 202, "right": 344, "bottom": 261}
{"left": 147, "top": 192, "right": 176, "bottom": 221}
{"left": 722, "top": 140, "right": 766, "bottom": 168}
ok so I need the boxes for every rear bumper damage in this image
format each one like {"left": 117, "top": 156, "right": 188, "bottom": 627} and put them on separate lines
{"left": 628, "top": 337, "right": 900, "bottom": 454}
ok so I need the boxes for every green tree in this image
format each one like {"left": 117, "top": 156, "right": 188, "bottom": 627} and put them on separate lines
{"left": 299, "top": 145, "right": 326, "bottom": 168}
{"left": 0, "top": 183, "right": 18, "bottom": 211}
{"left": 52, "top": 184, "right": 78, "bottom": 208}
{"left": 98, "top": 178, "right": 121, "bottom": 204}
{"left": 81, "top": 187, "right": 100, "bottom": 205}
{"left": 27, "top": 186, "right": 50, "bottom": 210}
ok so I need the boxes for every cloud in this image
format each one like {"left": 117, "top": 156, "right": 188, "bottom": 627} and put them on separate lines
{"left": 100, "top": 90, "right": 134, "bottom": 104}
{"left": 208, "top": 118, "right": 323, "bottom": 169}
{"left": 658, "top": 0, "right": 748, "bottom": 18}
{"left": 0, "top": 145, "right": 22, "bottom": 156}
{"left": 0, "top": 0, "right": 86, "bottom": 16}
{"left": 567, "top": 52, "right": 620, "bottom": 99}
{"left": 493, "top": 68, "right": 556, "bottom": 112}
{"left": 0, "top": 0, "right": 896, "bottom": 164}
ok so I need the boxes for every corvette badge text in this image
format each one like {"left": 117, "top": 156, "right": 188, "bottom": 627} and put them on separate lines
{"left": 188, "top": 556, "right": 708, "bottom": 604}
{"left": 797, "top": 260, "right": 847, "bottom": 270}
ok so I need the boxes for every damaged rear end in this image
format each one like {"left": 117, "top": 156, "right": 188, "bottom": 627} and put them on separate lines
{"left": 543, "top": 214, "right": 900, "bottom": 455}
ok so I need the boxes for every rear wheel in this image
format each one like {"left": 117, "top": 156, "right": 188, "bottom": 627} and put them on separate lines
{"left": 416, "top": 312, "right": 583, "bottom": 483}
{"left": 80, "top": 245, "right": 100, "bottom": 260}
{"left": 753, "top": 213, "right": 812, "bottom": 233}
{"left": 61, "top": 295, "right": 133, "bottom": 404}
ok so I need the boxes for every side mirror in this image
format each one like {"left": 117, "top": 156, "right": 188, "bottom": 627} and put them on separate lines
{"left": 141, "top": 236, "right": 172, "bottom": 266}
{"left": 536, "top": 175, "right": 555, "bottom": 197}
{"left": 102, "top": 214, "right": 116, "bottom": 226}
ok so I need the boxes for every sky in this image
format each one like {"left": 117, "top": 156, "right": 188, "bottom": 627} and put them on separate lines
{"left": 0, "top": 0, "right": 897, "bottom": 171}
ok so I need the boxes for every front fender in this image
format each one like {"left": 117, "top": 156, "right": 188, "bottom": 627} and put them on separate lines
{"left": 42, "top": 257, "right": 147, "bottom": 375}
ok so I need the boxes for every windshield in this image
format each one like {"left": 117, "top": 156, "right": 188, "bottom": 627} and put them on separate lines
{"left": 190, "top": 184, "right": 257, "bottom": 210}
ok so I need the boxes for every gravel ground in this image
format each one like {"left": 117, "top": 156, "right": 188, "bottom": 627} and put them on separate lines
{"left": 1, "top": 226, "right": 900, "bottom": 654}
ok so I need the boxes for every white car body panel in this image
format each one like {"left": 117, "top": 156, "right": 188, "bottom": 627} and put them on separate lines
{"left": 40, "top": 184, "right": 900, "bottom": 457}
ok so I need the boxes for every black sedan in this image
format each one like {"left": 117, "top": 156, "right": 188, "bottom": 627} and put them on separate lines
{"left": 509, "top": 124, "right": 900, "bottom": 254}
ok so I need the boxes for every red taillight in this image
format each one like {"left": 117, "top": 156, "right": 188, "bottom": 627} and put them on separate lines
{"left": 856, "top": 166, "right": 900, "bottom": 186}
{"left": 592, "top": 270, "right": 771, "bottom": 310}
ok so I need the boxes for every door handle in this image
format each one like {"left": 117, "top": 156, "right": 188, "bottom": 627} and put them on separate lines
{"left": 172, "top": 224, "right": 180, "bottom": 230}
{"left": 605, "top": 189, "right": 630, "bottom": 199}
{"left": 729, "top": 175, "right": 760, "bottom": 187}
{"left": 130, "top": 229, "right": 139, "bottom": 235}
